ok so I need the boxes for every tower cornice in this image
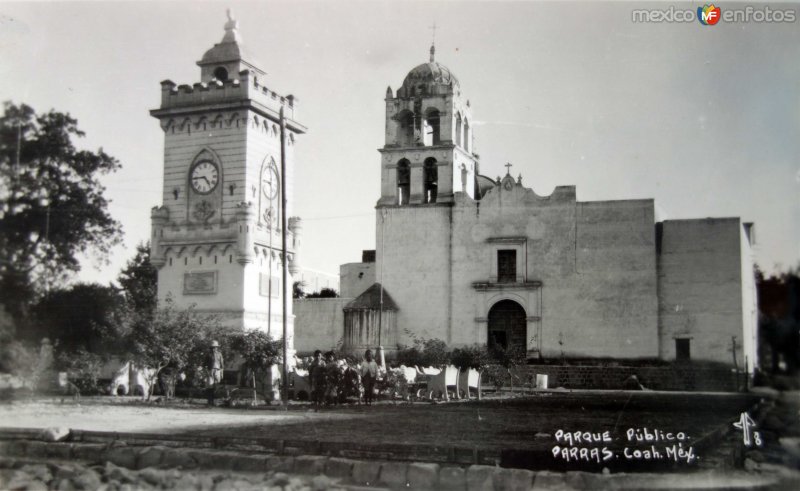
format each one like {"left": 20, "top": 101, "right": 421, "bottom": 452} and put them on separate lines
{"left": 150, "top": 98, "right": 306, "bottom": 134}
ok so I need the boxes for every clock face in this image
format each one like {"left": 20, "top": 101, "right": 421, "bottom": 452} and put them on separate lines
{"left": 190, "top": 161, "right": 219, "bottom": 194}
{"left": 262, "top": 163, "right": 280, "bottom": 200}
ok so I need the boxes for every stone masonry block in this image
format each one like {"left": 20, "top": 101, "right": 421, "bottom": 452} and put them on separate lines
{"left": 0, "top": 441, "right": 9, "bottom": 457}
{"left": 107, "top": 446, "right": 137, "bottom": 469}
{"left": 493, "top": 468, "right": 535, "bottom": 491}
{"left": 136, "top": 446, "right": 165, "bottom": 469}
{"left": 325, "top": 457, "right": 355, "bottom": 479}
{"left": 379, "top": 461, "right": 408, "bottom": 488}
{"left": 160, "top": 447, "right": 197, "bottom": 469}
{"left": 187, "top": 449, "right": 238, "bottom": 470}
{"left": 532, "top": 470, "right": 567, "bottom": 490}
{"left": 438, "top": 466, "right": 467, "bottom": 491}
{"left": 45, "top": 443, "right": 72, "bottom": 460}
{"left": 266, "top": 455, "right": 295, "bottom": 473}
{"left": 564, "top": 471, "right": 590, "bottom": 489}
{"left": 466, "top": 465, "right": 496, "bottom": 491}
{"left": 24, "top": 441, "right": 48, "bottom": 458}
{"left": 71, "top": 443, "right": 106, "bottom": 462}
{"left": 407, "top": 462, "right": 440, "bottom": 490}
{"left": 4, "top": 441, "right": 25, "bottom": 457}
{"left": 351, "top": 460, "right": 381, "bottom": 486}
{"left": 232, "top": 454, "right": 267, "bottom": 473}
{"left": 294, "top": 455, "right": 328, "bottom": 476}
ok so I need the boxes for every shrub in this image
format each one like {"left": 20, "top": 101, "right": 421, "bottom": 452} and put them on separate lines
{"left": 396, "top": 334, "right": 451, "bottom": 368}
{"left": 451, "top": 345, "right": 491, "bottom": 371}
{"left": 55, "top": 349, "right": 105, "bottom": 395}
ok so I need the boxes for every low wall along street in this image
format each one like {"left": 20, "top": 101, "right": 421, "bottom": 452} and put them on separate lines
{"left": 513, "top": 365, "right": 743, "bottom": 392}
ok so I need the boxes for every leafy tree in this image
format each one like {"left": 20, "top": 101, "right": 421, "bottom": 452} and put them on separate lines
{"left": 451, "top": 344, "right": 491, "bottom": 371}
{"left": 488, "top": 344, "right": 527, "bottom": 392}
{"left": 396, "top": 334, "right": 450, "bottom": 368}
{"left": 118, "top": 242, "right": 157, "bottom": 316}
{"left": 54, "top": 348, "right": 105, "bottom": 395}
{"left": 757, "top": 263, "right": 800, "bottom": 375}
{"left": 230, "top": 330, "right": 282, "bottom": 403}
{"left": 30, "top": 282, "right": 126, "bottom": 354}
{"left": 450, "top": 344, "right": 490, "bottom": 400}
{"left": 0, "top": 102, "right": 122, "bottom": 319}
{"left": 292, "top": 280, "right": 306, "bottom": 299}
{"left": 306, "top": 288, "right": 339, "bottom": 298}
{"left": 125, "top": 296, "right": 223, "bottom": 400}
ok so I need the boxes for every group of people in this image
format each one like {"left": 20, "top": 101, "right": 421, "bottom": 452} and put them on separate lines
{"left": 204, "top": 340, "right": 383, "bottom": 407}
{"left": 308, "top": 349, "right": 380, "bottom": 406}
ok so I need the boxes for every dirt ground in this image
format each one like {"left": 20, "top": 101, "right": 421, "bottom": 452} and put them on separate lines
{"left": 0, "top": 390, "right": 758, "bottom": 452}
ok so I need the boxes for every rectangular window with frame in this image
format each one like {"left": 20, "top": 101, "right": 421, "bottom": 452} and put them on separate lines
{"left": 497, "top": 249, "right": 517, "bottom": 283}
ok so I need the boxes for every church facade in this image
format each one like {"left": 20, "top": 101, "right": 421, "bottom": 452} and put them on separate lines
{"left": 295, "top": 46, "right": 758, "bottom": 371}
{"left": 149, "top": 14, "right": 303, "bottom": 345}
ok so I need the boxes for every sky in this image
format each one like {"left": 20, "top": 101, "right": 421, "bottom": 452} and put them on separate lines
{"left": 1, "top": 0, "right": 798, "bottom": 288}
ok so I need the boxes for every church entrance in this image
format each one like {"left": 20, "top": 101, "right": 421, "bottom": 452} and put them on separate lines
{"left": 487, "top": 300, "right": 527, "bottom": 352}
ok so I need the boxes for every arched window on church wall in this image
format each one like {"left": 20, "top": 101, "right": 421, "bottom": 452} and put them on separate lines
{"left": 397, "top": 159, "right": 411, "bottom": 205}
{"left": 424, "top": 158, "right": 438, "bottom": 203}
{"left": 423, "top": 108, "right": 441, "bottom": 146}
{"left": 395, "top": 110, "right": 415, "bottom": 146}
{"left": 455, "top": 114, "right": 463, "bottom": 148}
{"left": 463, "top": 119, "right": 470, "bottom": 153}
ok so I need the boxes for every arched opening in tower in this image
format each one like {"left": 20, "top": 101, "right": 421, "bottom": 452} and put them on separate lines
{"left": 395, "top": 110, "right": 415, "bottom": 146}
{"left": 463, "top": 118, "right": 470, "bottom": 152}
{"left": 397, "top": 159, "right": 411, "bottom": 205}
{"left": 213, "top": 66, "right": 229, "bottom": 82}
{"left": 455, "top": 113, "right": 463, "bottom": 148}
{"left": 424, "top": 158, "right": 438, "bottom": 203}
{"left": 423, "top": 108, "right": 441, "bottom": 146}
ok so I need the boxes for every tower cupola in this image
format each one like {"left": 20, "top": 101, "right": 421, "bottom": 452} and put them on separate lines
{"left": 397, "top": 44, "right": 459, "bottom": 98}
{"left": 197, "top": 9, "right": 265, "bottom": 83}
{"left": 378, "top": 43, "right": 479, "bottom": 206}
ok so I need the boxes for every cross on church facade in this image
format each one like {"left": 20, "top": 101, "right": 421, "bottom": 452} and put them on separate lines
{"left": 505, "top": 162, "right": 513, "bottom": 175}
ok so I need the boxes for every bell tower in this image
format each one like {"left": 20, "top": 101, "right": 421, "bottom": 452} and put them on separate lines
{"left": 378, "top": 44, "right": 479, "bottom": 207}
{"left": 372, "top": 45, "right": 481, "bottom": 348}
{"left": 149, "top": 12, "right": 306, "bottom": 342}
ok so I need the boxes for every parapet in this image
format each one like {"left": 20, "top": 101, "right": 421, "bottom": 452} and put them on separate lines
{"left": 154, "top": 69, "right": 300, "bottom": 126}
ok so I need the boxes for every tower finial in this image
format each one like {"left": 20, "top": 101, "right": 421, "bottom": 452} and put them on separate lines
{"left": 429, "top": 22, "right": 437, "bottom": 62}
{"left": 222, "top": 9, "right": 241, "bottom": 43}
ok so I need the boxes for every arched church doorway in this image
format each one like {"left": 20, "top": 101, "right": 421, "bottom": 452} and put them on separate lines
{"left": 488, "top": 300, "right": 526, "bottom": 352}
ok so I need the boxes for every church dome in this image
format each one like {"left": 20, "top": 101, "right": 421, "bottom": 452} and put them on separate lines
{"left": 399, "top": 45, "right": 459, "bottom": 95}
{"left": 403, "top": 61, "right": 459, "bottom": 88}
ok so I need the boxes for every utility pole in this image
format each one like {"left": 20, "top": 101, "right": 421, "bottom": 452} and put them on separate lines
{"left": 279, "top": 106, "right": 289, "bottom": 406}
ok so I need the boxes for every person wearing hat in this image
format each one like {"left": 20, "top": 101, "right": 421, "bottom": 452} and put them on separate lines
{"left": 205, "top": 340, "right": 224, "bottom": 406}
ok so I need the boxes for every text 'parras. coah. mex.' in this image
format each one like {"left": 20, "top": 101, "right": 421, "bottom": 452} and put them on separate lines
{"left": 551, "top": 427, "right": 697, "bottom": 465}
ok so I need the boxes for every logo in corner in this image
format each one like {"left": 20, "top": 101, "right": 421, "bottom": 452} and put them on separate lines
{"left": 698, "top": 4, "right": 722, "bottom": 25}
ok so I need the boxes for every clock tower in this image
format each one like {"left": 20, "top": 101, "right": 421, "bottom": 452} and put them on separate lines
{"left": 149, "top": 12, "right": 305, "bottom": 344}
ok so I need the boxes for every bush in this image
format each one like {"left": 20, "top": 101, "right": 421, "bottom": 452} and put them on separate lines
{"left": 396, "top": 335, "right": 450, "bottom": 368}
{"left": 55, "top": 349, "right": 105, "bottom": 395}
{"left": 451, "top": 345, "right": 491, "bottom": 371}
{"left": 0, "top": 340, "right": 39, "bottom": 388}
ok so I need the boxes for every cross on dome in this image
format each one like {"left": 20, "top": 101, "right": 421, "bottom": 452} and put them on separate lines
{"left": 429, "top": 22, "right": 437, "bottom": 62}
